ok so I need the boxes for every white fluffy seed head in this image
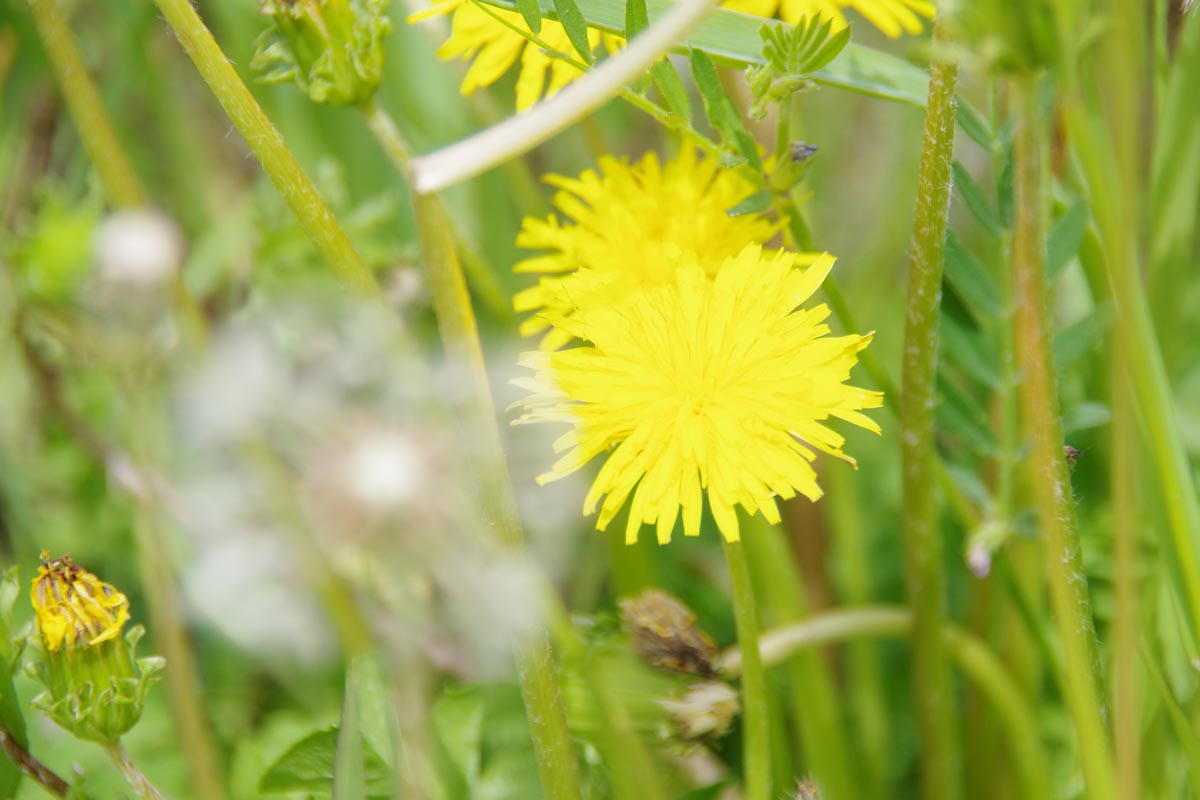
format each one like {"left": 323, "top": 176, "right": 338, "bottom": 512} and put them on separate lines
{"left": 94, "top": 209, "right": 183, "bottom": 286}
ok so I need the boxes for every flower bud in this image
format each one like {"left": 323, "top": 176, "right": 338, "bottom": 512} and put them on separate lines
{"left": 27, "top": 552, "right": 163, "bottom": 743}
{"left": 252, "top": 0, "right": 392, "bottom": 106}
{"left": 619, "top": 590, "right": 718, "bottom": 677}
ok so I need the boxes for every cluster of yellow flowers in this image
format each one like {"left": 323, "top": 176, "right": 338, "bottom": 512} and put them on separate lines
{"left": 510, "top": 151, "right": 882, "bottom": 544}
{"left": 409, "top": 0, "right": 934, "bottom": 110}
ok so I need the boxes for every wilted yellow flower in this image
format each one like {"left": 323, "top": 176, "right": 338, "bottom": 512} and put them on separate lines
{"left": 515, "top": 149, "right": 815, "bottom": 349}
{"left": 723, "top": 0, "right": 934, "bottom": 39}
{"left": 32, "top": 551, "right": 129, "bottom": 653}
{"left": 409, "top": 0, "right": 620, "bottom": 111}
{"left": 514, "top": 244, "right": 882, "bottom": 544}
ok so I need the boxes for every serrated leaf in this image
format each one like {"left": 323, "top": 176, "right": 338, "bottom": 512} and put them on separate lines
{"left": 727, "top": 189, "right": 772, "bottom": 217}
{"left": 944, "top": 233, "right": 1004, "bottom": 320}
{"left": 551, "top": 0, "right": 595, "bottom": 63}
{"left": 952, "top": 161, "right": 1006, "bottom": 237}
{"left": 260, "top": 728, "right": 390, "bottom": 796}
{"left": 518, "top": 0, "right": 543, "bottom": 33}
{"left": 1053, "top": 303, "right": 1115, "bottom": 368}
{"left": 1047, "top": 200, "right": 1089, "bottom": 280}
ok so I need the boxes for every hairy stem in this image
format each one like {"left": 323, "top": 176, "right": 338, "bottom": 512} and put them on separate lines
{"left": 723, "top": 537, "right": 771, "bottom": 800}
{"left": 1011, "top": 76, "right": 1115, "bottom": 799}
{"left": 103, "top": 741, "right": 166, "bottom": 800}
{"left": 900, "top": 19, "right": 961, "bottom": 800}
{"left": 151, "top": 0, "right": 378, "bottom": 292}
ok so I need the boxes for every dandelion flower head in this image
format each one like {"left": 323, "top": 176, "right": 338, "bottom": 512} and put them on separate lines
{"left": 723, "top": 0, "right": 935, "bottom": 38}
{"left": 515, "top": 149, "right": 815, "bottom": 349}
{"left": 514, "top": 245, "right": 882, "bottom": 545}
{"left": 409, "top": 0, "right": 620, "bottom": 111}
{"left": 32, "top": 551, "right": 130, "bottom": 652}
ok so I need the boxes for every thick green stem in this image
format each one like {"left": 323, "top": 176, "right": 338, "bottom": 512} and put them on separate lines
{"left": 409, "top": 193, "right": 581, "bottom": 799}
{"left": 151, "top": 0, "right": 377, "bottom": 293}
{"left": 25, "top": 0, "right": 145, "bottom": 208}
{"left": 900, "top": 20, "right": 961, "bottom": 800}
{"left": 1011, "top": 78, "right": 1115, "bottom": 799}
{"left": 723, "top": 537, "right": 771, "bottom": 800}
{"left": 103, "top": 741, "right": 166, "bottom": 800}
{"left": 720, "top": 606, "right": 1051, "bottom": 800}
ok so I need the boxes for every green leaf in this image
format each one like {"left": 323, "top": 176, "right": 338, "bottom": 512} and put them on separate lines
{"left": 1141, "top": 647, "right": 1200, "bottom": 799}
{"left": 1046, "top": 200, "right": 1089, "bottom": 280}
{"left": 944, "top": 233, "right": 1004, "bottom": 320}
{"left": 0, "top": 568, "right": 25, "bottom": 798}
{"left": 551, "top": 0, "right": 596, "bottom": 63}
{"left": 936, "top": 377, "right": 997, "bottom": 456}
{"left": 726, "top": 189, "right": 772, "bottom": 217}
{"left": 480, "top": 0, "right": 937, "bottom": 107}
{"left": 650, "top": 60, "right": 692, "bottom": 120}
{"left": 517, "top": 0, "right": 543, "bottom": 34}
{"left": 624, "top": 0, "right": 648, "bottom": 34}
{"left": 260, "top": 728, "right": 391, "bottom": 797}
{"left": 1053, "top": 303, "right": 1115, "bottom": 368}
{"left": 952, "top": 161, "right": 1006, "bottom": 237}
{"left": 689, "top": 49, "right": 762, "bottom": 171}
{"left": 941, "top": 316, "right": 1001, "bottom": 389}
{"left": 956, "top": 103, "right": 994, "bottom": 150}
{"left": 1063, "top": 402, "right": 1112, "bottom": 433}
{"left": 433, "top": 688, "right": 486, "bottom": 792}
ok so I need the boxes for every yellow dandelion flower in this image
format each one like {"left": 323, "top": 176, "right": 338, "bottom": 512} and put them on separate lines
{"left": 515, "top": 149, "right": 817, "bottom": 349}
{"left": 409, "top": 0, "right": 620, "bottom": 111}
{"left": 513, "top": 244, "right": 882, "bottom": 545}
{"left": 723, "top": 0, "right": 934, "bottom": 39}
{"left": 31, "top": 551, "right": 130, "bottom": 653}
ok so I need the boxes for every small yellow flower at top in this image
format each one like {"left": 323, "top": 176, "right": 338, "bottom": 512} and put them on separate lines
{"left": 408, "top": 0, "right": 621, "bottom": 111}
{"left": 32, "top": 550, "right": 129, "bottom": 653}
{"left": 515, "top": 149, "right": 820, "bottom": 349}
{"left": 513, "top": 244, "right": 882, "bottom": 545}
{"left": 723, "top": 0, "right": 935, "bottom": 39}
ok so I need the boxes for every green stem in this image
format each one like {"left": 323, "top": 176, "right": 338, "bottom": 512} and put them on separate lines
{"left": 742, "top": 516, "right": 858, "bottom": 800}
{"left": 900, "top": 20, "right": 961, "bottom": 800}
{"left": 150, "top": 0, "right": 377, "bottom": 293}
{"left": 359, "top": 98, "right": 511, "bottom": 321}
{"left": 1010, "top": 77, "right": 1115, "bottom": 799}
{"left": 1112, "top": 331, "right": 1139, "bottom": 800}
{"left": 25, "top": 0, "right": 145, "bottom": 208}
{"left": 720, "top": 606, "right": 1051, "bottom": 800}
{"left": 723, "top": 537, "right": 771, "bottom": 800}
{"left": 409, "top": 193, "right": 581, "bottom": 799}
{"left": 102, "top": 741, "right": 166, "bottom": 800}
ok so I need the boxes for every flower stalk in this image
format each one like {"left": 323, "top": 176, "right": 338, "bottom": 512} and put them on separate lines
{"left": 25, "top": 0, "right": 146, "bottom": 208}
{"left": 1010, "top": 76, "right": 1115, "bottom": 799}
{"left": 409, "top": 192, "right": 582, "bottom": 799}
{"left": 151, "top": 0, "right": 379, "bottom": 293}
{"left": 900, "top": 19, "right": 961, "bottom": 800}
{"left": 722, "top": 537, "right": 770, "bottom": 800}
{"left": 0, "top": 726, "right": 69, "bottom": 797}
{"left": 719, "top": 606, "right": 1051, "bottom": 800}
{"left": 103, "top": 741, "right": 166, "bottom": 800}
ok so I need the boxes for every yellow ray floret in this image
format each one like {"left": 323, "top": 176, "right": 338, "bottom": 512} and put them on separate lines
{"left": 513, "top": 245, "right": 883, "bottom": 545}
{"left": 723, "top": 0, "right": 934, "bottom": 39}
{"left": 409, "top": 0, "right": 621, "bottom": 111}
{"left": 32, "top": 551, "right": 130, "bottom": 652}
{"left": 515, "top": 149, "right": 818, "bottom": 349}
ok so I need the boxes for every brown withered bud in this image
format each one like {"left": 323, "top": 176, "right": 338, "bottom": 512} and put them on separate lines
{"left": 795, "top": 778, "right": 820, "bottom": 800}
{"left": 619, "top": 589, "right": 718, "bottom": 677}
